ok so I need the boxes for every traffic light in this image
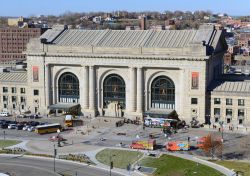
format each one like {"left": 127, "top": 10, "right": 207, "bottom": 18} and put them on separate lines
{"left": 110, "top": 161, "right": 113, "bottom": 169}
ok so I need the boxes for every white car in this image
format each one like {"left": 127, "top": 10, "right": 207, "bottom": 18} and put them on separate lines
{"left": 8, "top": 124, "right": 16, "bottom": 129}
{"left": 22, "top": 125, "right": 30, "bottom": 131}
{"left": 27, "top": 126, "right": 35, "bottom": 132}
{"left": 0, "top": 112, "right": 10, "bottom": 117}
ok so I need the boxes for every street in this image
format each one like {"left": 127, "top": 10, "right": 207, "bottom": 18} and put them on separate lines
{"left": 0, "top": 155, "right": 124, "bottom": 176}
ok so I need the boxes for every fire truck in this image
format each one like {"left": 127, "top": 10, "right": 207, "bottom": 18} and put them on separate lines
{"left": 130, "top": 139, "right": 156, "bottom": 150}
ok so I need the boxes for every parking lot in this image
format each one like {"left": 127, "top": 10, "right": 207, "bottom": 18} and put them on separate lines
{"left": 0, "top": 115, "right": 250, "bottom": 160}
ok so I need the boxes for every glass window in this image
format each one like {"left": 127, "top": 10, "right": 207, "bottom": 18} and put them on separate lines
{"left": 34, "top": 90, "right": 39, "bottom": 96}
{"left": 4, "top": 104, "right": 7, "bottom": 108}
{"left": 21, "top": 105, "right": 24, "bottom": 110}
{"left": 13, "top": 104, "right": 16, "bottom": 109}
{"left": 103, "top": 74, "right": 126, "bottom": 109}
{"left": 238, "top": 109, "right": 245, "bottom": 117}
{"left": 214, "top": 98, "right": 221, "bottom": 105}
{"left": 226, "top": 98, "right": 232, "bottom": 105}
{"left": 11, "top": 96, "right": 16, "bottom": 102}
{"left": 20, "top": 88, "right": 25, "bottom": 94}
{"left": 3, "top": 87, "right": 8, "bottom": 93}
{"left": 3, "top": 96, "right": 8, "bottom": 102}
{"left": 191, "top": 72, "right": 199, "bottom": 89}
{"left": 11, "top": 87, "right": 16, "bottom": 93}
{"left": 226, "top": 109, "right": 232, "bottom": 116}
{"left": 238, "top": 99, "right": 245, "bottom": 106}
{"left": 191, "top": 98, "right": 198, "bottom": 104}
{"left": 20, "top": 96, "right": 26, "bottom": 103}
{"left": 151, "top": 76, "right": 175, "bottom": 109}
{"left": 58, "top": 72, "right": 79, "bottom": 103}
{"left": 214, "top": 108, "right": 220, "bottom": 115}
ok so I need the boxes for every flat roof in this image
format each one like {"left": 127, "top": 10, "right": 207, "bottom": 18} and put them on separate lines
{"left": 49, "top": 103, "right": 80, "bottom": 110}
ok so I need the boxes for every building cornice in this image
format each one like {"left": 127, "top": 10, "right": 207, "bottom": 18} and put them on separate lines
{"left": 26, "top": 52, "right": 209, "bottom": 61}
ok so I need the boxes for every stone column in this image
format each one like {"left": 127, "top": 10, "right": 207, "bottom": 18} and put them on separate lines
{"left": 45, "top": 64, "right": 50, "bottom": 107}
{"left": 82, "top": 66, "right": 89, "bottom": 109}
{"left": 129, "top": 67, "right": 136, "bottom": 112}
{"left": 89, "top": 66, "right": 96, "bottom": 110}
{"left": 136, "top": 67, "right": 143, "bottom": 113}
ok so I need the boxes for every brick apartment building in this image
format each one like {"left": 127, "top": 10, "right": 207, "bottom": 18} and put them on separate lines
{"left": 0, "top": 28, "right": 41, "bottom": 62}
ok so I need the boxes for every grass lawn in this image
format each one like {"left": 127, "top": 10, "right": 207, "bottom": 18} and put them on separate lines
{"left": 213, "top": 160, "right": 250, "bottom": 176}
{"left": 96, "top": 149, "right": 143, "bottom": 169}
{"left": 0, "top": 140, "right": 21, "bottom": 148}
{"left": 140, "top": 154, "right": 224, "bottom": 176}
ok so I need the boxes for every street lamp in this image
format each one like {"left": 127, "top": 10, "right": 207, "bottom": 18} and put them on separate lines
{"left": 53, "top": 144, "right": 57, "bottom": 172}
{"left": 57, "top": 129, "right": 61, "bottom": 147}
{"left": 109, "top": 154, "right": 116, "bottom": 176}
{"left": 219, "top": 120, "right": 224, "bottom": 143}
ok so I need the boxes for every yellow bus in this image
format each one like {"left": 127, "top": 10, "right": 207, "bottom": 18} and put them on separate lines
{"left": 35, "top": 123, "right": 62, "bottom": 134}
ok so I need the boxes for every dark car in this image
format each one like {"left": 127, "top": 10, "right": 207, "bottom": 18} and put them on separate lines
{"left": 16, "top": 124, "right": 24, "bottom": 130}
{"left": 1, "top": 123, "right": 8, "bottom": 129}
{"left": 30, "top": 121, "right": 40, "bottom": 126}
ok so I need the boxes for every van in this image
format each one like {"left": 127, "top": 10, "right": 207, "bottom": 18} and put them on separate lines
{"left": 0, "top": 112, "right": 10, "bottom": 117}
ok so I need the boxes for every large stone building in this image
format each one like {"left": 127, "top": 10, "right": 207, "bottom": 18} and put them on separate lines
{"left": 11, "top": 25, "right": 226, "bottom": 124}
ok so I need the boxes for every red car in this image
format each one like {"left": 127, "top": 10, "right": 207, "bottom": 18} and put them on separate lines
{"left": 49, "top": 135, "right": 66, "bottom": 142}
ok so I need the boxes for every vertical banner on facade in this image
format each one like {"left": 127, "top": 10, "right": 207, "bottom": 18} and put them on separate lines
{"left": 191, "top": 72, "right": 199, "bottom": 89}
{"left": 32, "top": 66, "right": 39, "bottom": 82}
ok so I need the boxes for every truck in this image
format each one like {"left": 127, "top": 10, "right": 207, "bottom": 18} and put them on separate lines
{"left": 64, "top": 115, "right": 83, "bottom": 127}
{"left": 166, "top": 141, "right": 190, "bottom": 151}
{"left": 130, "top": 139, "right": 156, "bottom": 150}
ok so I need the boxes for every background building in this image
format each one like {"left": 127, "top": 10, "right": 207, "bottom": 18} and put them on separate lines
{"left": 0, "top": 28, "right": 41, "bottom": 62}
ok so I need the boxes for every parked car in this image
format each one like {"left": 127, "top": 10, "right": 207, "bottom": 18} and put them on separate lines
{"left": 27, "top": 126, "right": 35, "bottom": 132}
{"left": 30, "top": 114, "right": 39, "bottom": 119}
{"left": 17, "top": 114, "right": 27, "bottom": 118}
{"left": 8, "top": 124, "right": 17, "bottom": 129}
{"left": 22, "top": 125, "right": 30, "bottom": 131}
{"left": 30, "top": 121, "right": 40, "bottom": 126}
{"left": 0, "top": 112, "right": 10, "bottom": 117}
{"left": 16, "top": 124, "right": 24, "bottom": 130}
{"left": 1, "top": 123, "right": 8, "bottom": 129}
{"left": 49, "top": 135, "right": 66, "bottom": 142}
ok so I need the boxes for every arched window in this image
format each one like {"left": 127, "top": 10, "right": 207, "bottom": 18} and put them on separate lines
{"left": 103, "top": 74, "right": 126, "bottom": 109}
{"left": 151, "top": 76, "right": 175, "bottom": 109}
{"left": 58, "top": 72, "right": 79, "bottom": 103}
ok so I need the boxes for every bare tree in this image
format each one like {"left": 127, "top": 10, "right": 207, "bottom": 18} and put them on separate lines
{"left": 203, "top": 133, "right": 223, "bottom": 159}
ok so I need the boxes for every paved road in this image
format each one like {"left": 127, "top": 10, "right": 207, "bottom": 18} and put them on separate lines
{"left": 0, "top": 155, "right": 124, "bottom": 176}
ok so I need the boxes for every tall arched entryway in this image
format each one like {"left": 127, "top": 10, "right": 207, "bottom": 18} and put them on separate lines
{"left": 151, "top": 76, "right": 175, "bottom": 109}
{"left": 58, "top": 72, "right": 79, "bottom": 103}
{"left": 103, "top": 74, "right": 126, "bottom": 116}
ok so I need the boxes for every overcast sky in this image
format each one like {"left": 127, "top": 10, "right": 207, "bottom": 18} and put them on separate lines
{"left": 1, "top": 0, "right": 250, "bottom": 17}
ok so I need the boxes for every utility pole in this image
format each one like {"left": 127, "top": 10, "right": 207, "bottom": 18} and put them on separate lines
{"left": 54, "top": 144, "right": 57, "bottom": 172}
{"left": 3, "top": 131, "right": 5, "bottom": 140}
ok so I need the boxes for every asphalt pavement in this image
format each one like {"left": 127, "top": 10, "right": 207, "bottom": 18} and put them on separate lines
{"left": 0, "top": 155, "right": 124, "bottom": 176}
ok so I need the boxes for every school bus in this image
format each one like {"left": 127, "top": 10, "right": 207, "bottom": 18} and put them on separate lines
{"left": 35, "top": 123, "right": 62, "bottom": 134}
{"left": 64, "top": 115, "right": 83, "bottom": 127}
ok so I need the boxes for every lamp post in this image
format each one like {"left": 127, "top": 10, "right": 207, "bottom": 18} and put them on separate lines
{"left": 3, "top": 131, "right": 5, "bottom": 140}
{"left": 109, "top": 154, "right": 116, "bottom": 176}
{"left": 53, "top": 144, "right": 57, "bottom": 172}
{"left": 219, "top": 120, "right": 224, "bottom": 143}
{"left": 57, "top": 129, "right": 61, "bottom": 147}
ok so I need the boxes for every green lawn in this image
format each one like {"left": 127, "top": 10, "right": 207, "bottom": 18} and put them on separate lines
{"left": 213, "top": 160, "right": 250, "bottom": 176}
{"left": 0, "top": 140, "right": 21, "bottom": 148}
{"left": 140, "top": 154, "right": 224, "bottom": 176}
{"left": 96, "top": 149, "right": 143, "bottom": 169}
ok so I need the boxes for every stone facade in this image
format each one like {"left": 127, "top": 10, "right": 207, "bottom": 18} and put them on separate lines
{"left": 0, "top": 27, "right": 228, "bottom": 124}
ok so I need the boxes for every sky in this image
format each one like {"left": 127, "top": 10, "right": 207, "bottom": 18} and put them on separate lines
{"left": 1, "top": 0, "right": 250, "bottom": 17}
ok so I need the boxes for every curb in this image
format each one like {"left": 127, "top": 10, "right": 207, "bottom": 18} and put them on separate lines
{"left": 0, "top": 154, "right": 127, "bottom": 176}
